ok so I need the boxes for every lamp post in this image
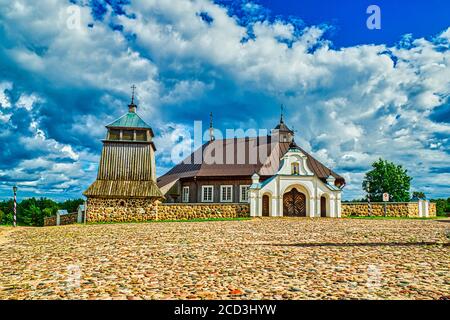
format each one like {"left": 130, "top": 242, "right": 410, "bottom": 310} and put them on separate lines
{"left": 13, "top": 185, "right": 18, "bottom": 227}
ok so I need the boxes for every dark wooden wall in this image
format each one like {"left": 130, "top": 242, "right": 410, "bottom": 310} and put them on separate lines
{"left": 179, "top": 177, "right": 254, "bottom": 203}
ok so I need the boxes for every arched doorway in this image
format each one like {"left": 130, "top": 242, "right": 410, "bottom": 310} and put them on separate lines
{"left": 262, "top": 195, "right": 270, "bottom": 217}
{"left": 283, "top": 188, "right": 306, "bottom": 217}
{"left": 320, "top": 196, "right": 327, "bottom": 217}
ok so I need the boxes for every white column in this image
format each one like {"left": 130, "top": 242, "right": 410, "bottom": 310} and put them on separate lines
{"left": 424, "top": 200, "right": 429, "bottom": 217}
{"left": 270, "top": 196, "right": 277, "bottom": 217}
{"left": 309, "top": 197, "right": 315, "bottom": 217}
{"left": 56, "top": 212, "right": 61, "bottom": 226}
{"left": 278, "top": 195, "right": 284, "bottom": 216}
{"left": 316, "top": 196, "right": 321, "bottom": 218}
{"left": 336, "top": 194, "right": 342, "bottom": 218}
{"left": 329, "top": 197, "right": 336, "bottom": 218}
{"left": 418, "top": 200, "right": 423, "bottom": 217}
{"left": 250, "top": 190, "right": 258, "bottom": 217}
{"left": 257, "top": 195, "right": 262, "bottom": 217}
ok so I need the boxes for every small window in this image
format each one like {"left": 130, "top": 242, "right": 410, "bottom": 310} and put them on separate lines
{"left": 201, "top": 185, "right": 213, "bottom": 202}
{"left": 291, "top": 162, "right": 300, "bottom": 175}
{"left": 109, "top": 129, "right": 120, "bottom": 140}
{"left": 240, "top": 185, "right": 250, "bottom": 203}
{"left": 122, "top": 130, "right": 134, "bottom": 141}
{"left": 220, "top": 185, "right": 233, "bottom": 202}
{"left": 136, "top": 130, "right": 147, "bottom": 141}
{"left": 182, "top": 186, "right": 190, "bottom": 203}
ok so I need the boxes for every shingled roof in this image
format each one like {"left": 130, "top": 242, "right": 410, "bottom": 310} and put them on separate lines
{"left": 157, "top": 136, "right": 345, "bottom": 191}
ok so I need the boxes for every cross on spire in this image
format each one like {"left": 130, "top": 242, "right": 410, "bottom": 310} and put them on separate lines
{"left": 130, "top": 84, "right": 136, "bottom": 105}
{"left": 280, "top": 104, "right": 284, "bottom": 123}
{"left": 128, "top": 84, "right": 137, "bottom": 113}
{"left": 210, "top": 112, "right": 213, "bottom": 129}
{"left": 209, "top": 112, "right": 215, "bottom": 142}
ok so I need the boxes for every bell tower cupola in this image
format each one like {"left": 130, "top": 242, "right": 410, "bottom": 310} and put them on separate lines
{"left": 272, "top": 104, "right": 294, "bottom": 143}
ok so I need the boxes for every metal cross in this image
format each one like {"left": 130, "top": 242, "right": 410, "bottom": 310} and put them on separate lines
{"left": 131, "top": 84, "right": 136, "bottom": 104}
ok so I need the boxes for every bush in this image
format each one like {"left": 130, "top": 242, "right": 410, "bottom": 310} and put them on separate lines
{"left": 432, "top": 199, "right": 449, "bottom": 217}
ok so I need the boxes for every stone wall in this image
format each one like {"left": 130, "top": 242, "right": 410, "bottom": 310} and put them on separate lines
{"left": 429, "top": 202, "right": 436, "bottom": 217}
{"left": 86, "top": 198, "right": 157, "bottom": 223}
{"left": 44, "top": 213, "right": 78, "bottom": 226}
{"left": 157, "top": 203, "right": 250, "bottom": 220}
{"left": 86, "top": 197, "right": 250, "bottom": 223}
{"left": 342, "top": 202, "right": 436, "bottom": 218}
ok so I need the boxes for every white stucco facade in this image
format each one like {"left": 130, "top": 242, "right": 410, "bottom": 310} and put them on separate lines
{"left": 249, "top": 146, "right": 343, "bottom": 218}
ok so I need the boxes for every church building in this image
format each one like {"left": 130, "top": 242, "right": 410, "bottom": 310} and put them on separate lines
{"left": 84, "top": 90, "right": 164, "bottom": 221}
{"left": 157, "top": 113, "right": 345, "bottom": 218}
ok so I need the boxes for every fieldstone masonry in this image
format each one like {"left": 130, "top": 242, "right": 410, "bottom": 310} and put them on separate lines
{"left": 86, "top": 198, "right": 250, "bottom": 223}
{"left": 86, "top": 198, "right": 158, "bottom": 222}
{"left": 44, "top": 212, "right": 78, "bottom": 226}
{"left": 45, "top": 200, "right": 436, "bottom": 225}
{"left": 342, "top": 201, "right": 436, "bottom": 218}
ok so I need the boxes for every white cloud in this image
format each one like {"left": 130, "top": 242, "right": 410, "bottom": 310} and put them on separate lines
{"left": 0, "top": 81, "right": 12, "bottom": 108}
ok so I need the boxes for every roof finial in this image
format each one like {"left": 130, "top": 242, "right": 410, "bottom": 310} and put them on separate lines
{"left": 131, "top": 84, "right": 136, "bottom": 105}
{"left": 209, "top": 112, "right": 215, "bottom": 142}
{"left": 280, "top": 104, "right": 284, "bottom": 123}
{"left": 210, "top": 112, "right": 213, "bottom": 129}
{"left": 129, "top": 84, "right": 137, "bottom": 113}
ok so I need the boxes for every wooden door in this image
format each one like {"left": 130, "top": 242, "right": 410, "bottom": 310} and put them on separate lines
{"left": 320, "top": 196, "right": 327, "bottom": 217}
{"left": 262, "top": 195, "right": 270, "bottom": 217}
{"left": 283, "top": 189, "right": 306, "bottom": 217}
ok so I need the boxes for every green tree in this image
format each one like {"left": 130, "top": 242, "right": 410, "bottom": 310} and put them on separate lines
{"left": 22, "top": 204, "right": 44, "bottom": 226}
{"left": 3, "top": 212, "right": 13, "bottom": 225}
{"left": 0, "top": 200, "right": 13, "bottom": 224}
{"left": 362, "top": 158, "right": 412, "bottom": 202}
{"left": 59, "top": 198, "right": 84, "bottom": 213}
{"left": 411, "top": 191, "right": 426, "bottom": 200}
{"left": 433, "top": 199, "right": 448, "bottom": 216}
{"left": 0, "top": 209, "right": 3, "bottom": 223}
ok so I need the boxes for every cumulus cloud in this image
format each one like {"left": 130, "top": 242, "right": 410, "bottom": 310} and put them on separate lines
{"left": 0, "top": 0, "right": 449, "bottom": 200}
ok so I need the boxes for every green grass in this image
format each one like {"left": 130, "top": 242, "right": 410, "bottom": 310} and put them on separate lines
{"left": 347, "top": 216, "right": 439, "bottom": 220}
{"left": 85, "top": 217, "right": 251, "bottom": 226}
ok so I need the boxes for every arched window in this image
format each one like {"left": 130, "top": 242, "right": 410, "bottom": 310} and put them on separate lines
{"left": 291, "top": 162, "right": 300, "bottom": 175}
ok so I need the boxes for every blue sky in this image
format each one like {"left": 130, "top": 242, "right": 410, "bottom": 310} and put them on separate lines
{"left": 0, "top": 0, "right": 449, "bottom": 201}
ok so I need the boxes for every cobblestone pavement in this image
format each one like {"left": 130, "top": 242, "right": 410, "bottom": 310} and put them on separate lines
{"left": 0, "top": 218, "right": 449, "bottom": 300}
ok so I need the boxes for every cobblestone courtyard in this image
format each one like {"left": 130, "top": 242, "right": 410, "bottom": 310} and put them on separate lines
{"left": 0, "top": 218, "right": 449, "bottom": 300}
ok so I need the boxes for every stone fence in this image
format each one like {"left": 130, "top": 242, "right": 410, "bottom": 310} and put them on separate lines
{"left": 45, "top": 199, "right": 436, "bottom": 226}
{"left": 342, "top": 201, "right": 436, "bottom": 218}
{"left": 157, "top": 203, "right": 250, "bottom": 221}
{"left": 85, "top": 197, "right": 251, "bottom": 223}
{"left": 44, "top": 212, "right": 78, "bottom": 226}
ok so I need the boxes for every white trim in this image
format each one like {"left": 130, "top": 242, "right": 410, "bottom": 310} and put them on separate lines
{"left": 182, "top": 186, "right": 190, "bottom": 203}
{"left": 201, "top": 185, "right": 214, "bottom": 202}
{"left": 239, "top": 185, "right": 250, "bottom": 203}
{"left": 220, "top": 185, "right": 233, "bottom": 202}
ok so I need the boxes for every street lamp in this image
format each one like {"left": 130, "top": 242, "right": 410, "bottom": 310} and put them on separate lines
{"left": 13, "top": 185, "right": 18, "bottom": 227}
